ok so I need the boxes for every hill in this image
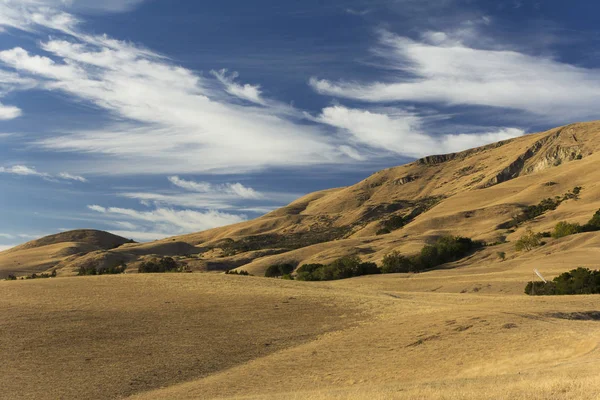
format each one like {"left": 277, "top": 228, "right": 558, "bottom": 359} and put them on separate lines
{"left": 3, "top": 121, "right": 600, "bottom": 278}
{"left": 0, "top": 230, "right": 132, "bottom": 278}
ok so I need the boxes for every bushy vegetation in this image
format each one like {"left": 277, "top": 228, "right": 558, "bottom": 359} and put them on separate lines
{"left": 6, "top": 274, "right": 17, "bottom": 281}
{"left": 296, "top": 256, "right": 381, "bottom": 281}
{"left": 515, "top": 229, "right": 544, "bottom": 251}
{"left": 264, "top": 263, "right": 294, "bottom": 278}
{"left": 381, "top": 236, "right": 484, "bottom": 273}
{"left": 551, "top": 221, "right": 583, "bottom": 239}
{"left": 225, "top": 269, "right": 252, "bottom": 276}
{"left": 78, "top": 263, "right": 128, "bottom": 276}
{"left": 381, "top": 251, "right": 415, "bottom": 273}
{"left": 526, "top": 267, "right": 600, "bottom": 295}
{"left": 376, "top": 215, "right": 409, "bottom": 235}
{"left": 25, "top": 270, "right": 57, "bottom": 280}
{"left": 138, "top": 257, "right": 188, "bottom": 273}
{"left": 375, "top": 197, "right": 445, "bottom": 236}
{"left": 296, "top": 236, "right": 483, "bottom": 281}
{"left": 508, "top": 187, "right": 582, "bottom": 227}
{"left": 217, "top": 228, "right": 352, "bottom": 256}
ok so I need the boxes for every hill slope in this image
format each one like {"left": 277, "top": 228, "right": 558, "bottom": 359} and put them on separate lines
{"left": 0, "top": 230, "right": 132, "bottom": 278}
{"left": 3, "top": 121, "right": 600, "bottom": 277}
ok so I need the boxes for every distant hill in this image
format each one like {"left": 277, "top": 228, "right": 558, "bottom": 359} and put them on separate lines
{"left": 0, "top": 230, "right": 132, "bottom": 278}
{"left": 3, "top": 121, "right": 600, "bottom": 278}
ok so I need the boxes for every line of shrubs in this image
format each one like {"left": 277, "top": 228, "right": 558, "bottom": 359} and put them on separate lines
{"left": 138, "top": 257, "right": 190, "bottom": 273}
{"left": 271, "top": 235, "right": 484, "bottom": 282}
{"left": 526, "top": 267, "right": 600, "bottom": 295}
{"left": 78, "top": 263, "right": 128, "bottom": 276}
{"left": 515, "top": 208, "right": 600, "bottom": 252}
{"left": 225, "top": 269, "right": 252, "bottom": 276}
{"left": 507, "top": 187, "right": 582, "bottom": 228}
{"left": 5, "top": 270, "right": 57, "bottom": 280}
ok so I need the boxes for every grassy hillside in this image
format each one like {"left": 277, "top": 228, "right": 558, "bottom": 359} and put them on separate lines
{"left": 4, "top": 121, "right": 600, "bottom": 278}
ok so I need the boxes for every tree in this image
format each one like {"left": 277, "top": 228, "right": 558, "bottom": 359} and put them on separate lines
{"left": 381, "top": 251, "right": 414, "bottom": 274}
{"left": 515, "top": 229, "right": 543, "bottom": 251}
{"left": 551, "top": 221, "right": 582, "bottom": 239}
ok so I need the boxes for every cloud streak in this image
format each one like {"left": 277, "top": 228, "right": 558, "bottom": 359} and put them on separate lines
{"left": 310, "top": 30, "right": 600, "bottom": 121}
{"left": 0, "top": 165, "right": 87, "bottom": 182}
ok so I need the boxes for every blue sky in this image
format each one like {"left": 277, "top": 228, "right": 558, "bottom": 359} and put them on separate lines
{"left": 1, "top": 0, "right": 600, "bottom": 249}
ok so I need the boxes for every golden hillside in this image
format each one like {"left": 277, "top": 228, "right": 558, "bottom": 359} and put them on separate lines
{"left": 2, "top": 121, "right": 600, "bottom": 278}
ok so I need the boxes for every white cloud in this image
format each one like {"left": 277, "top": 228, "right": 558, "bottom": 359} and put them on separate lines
{"left": 310, "top": 30, "right": 600, "bottom": 120}
{"left": 0, "top": 102, "right": 21, "bottom": 119}
{"left": 211, "top": 69, "right": 266, "bottom": 105}
{"left": 87, "top": 204, "right": 106, "bottom": 213}
{"left": 0, "top": 164, "right": 87, "bottom": 182}
{"left": 58, "top": 172, "right": 87, "bottom": 182}
{"left": 88, "top": 205, "right": 247, "bottom": 239}
{"left": 0, "top": 12, "right": 350, "bottom": 175}
{"left": 167, "top": 176, "right": 212, "bottom": 193}
{"left": 0, "top": 165, "right": 45, "bottom": 176}
{"left": 168, "top": 176, "right": 262, "bottom": 199}
{"left": 317, "top": 105, "right": 525, "bottom": 157}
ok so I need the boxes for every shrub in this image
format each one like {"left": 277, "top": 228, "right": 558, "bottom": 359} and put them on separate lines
{"left": 296, "top": 256, "right": 380, "bottom": 281}
{"left": 381, "top": 251, "right": 414, "bottom": 273}
{"left": 225, "top": 270, "right": 252, "bottom": 276}
{"left": 526, "top": 267, "right": 600, "bottom": 295}
{"left": 138, "top": 257, "right": 184, "bottom": 273}
{"left": 6, "top": 274, "right": 17, "bottom": 281}
{"left": 551, "top": 221, "right": 582, "bottom": 239}
{"left": 79, "top": 263, "right": 127, "bottom": 276}
{"left": 295, "top": 264, "right": 324, "bottom": 281}
{"left": 583, "top": 209, "right": 600, "bottom": 232}
{"left": 281, "top": 274, "right": 294, "bottom": 280}
{"left": 515, "top": 229, "right": 543, "bottom": 251}
{"left": 264, "top": 263, "right": 294, "bottom": 278}
{"left": 497, "top": 251, "right": 506, "bottom": 261}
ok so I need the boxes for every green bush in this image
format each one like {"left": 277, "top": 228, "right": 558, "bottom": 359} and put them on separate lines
{"left": 6, "top": 274, "right": 17, "bottom": 281}
{"left": 526, "top": 267, "right": 600, "bottom": 295}
{"left": 79, "top": 263, "right": 127, "bottom": 276}
{"left": 381, "top": 236, "right": 483, "bottom": 275}
{"left": 295, "top": 263, "right": 325, "bottom": 281}
{"left": 295, "top": 256, "right": 380, "bottom": 281}
{"left": 264, "top": 263, "right": 294, "bottom": 278}
{"left": 381, "top": 251, "right": 414, "bottom": 273}
{"left": 551, "top": 221, "right": 582, "bottom": 239}
{"left": 497, "top": 251, "right": 506, "bottom": 261}
{"left": 225, "top": 270, "right": 252, "bottom": 276}
{"left": 515, "top": 229, "right": 543, "bottom": 251}
{"left": 138, "top": 257, "right": 184, "bottom": 273}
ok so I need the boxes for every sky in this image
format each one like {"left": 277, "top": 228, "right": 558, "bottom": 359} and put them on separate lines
{"left": 1, "top": 0, "right": 600, "bottom": 249}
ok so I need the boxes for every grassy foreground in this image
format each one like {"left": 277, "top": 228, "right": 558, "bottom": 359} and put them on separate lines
{"left": 3, "top": 271, "right": 600, "bottom": 399}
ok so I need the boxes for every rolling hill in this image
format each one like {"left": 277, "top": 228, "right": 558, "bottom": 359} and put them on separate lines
{"left": 3, "top": 120, "right": 600, "bottom": 279}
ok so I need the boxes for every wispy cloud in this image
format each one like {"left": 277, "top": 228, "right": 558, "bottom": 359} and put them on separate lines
{"left": 168, "top": 176, "right": 262, "bottom": 199}
{"left": 0, "top": 7, "right": 351, "bottom": 175}
{"left": 87, "top": 204, "right": 246, "bottom": 240}
{"left": 310, "top": 29, "right": 600, "bottom": 121}
{"left": 316, "top": 105, "right": 524, "bottom": 157}
{"left": 211, "top": 69, "right": 266, "bottom": 105}
{"left": 0, "top": 164, "right": 87, "bottom": 182}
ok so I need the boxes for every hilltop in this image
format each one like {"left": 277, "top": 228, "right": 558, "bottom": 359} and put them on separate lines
{"left": 0, "top": 230, "right": 132, "bottom": 278}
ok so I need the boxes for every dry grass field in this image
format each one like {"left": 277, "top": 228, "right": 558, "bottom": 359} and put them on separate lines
{"left": 2, "top": 268, "right": 600, "bottom": 399}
